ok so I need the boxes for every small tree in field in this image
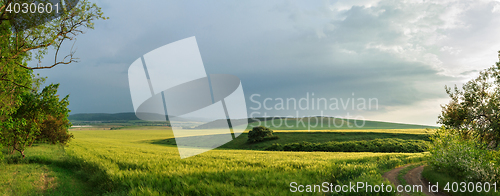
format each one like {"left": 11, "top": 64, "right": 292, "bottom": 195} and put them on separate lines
{"left": 438, "top": 51, "right": 500, "bottom": 148}
{"left": 247, "top": 126, "right": 278, "bottom": 143}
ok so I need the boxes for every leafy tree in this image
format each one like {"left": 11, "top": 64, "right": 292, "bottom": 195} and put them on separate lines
{"left": 1, "top": 84, "right": 71, "bottom": 157}
{"left": 1, "top": 0, "right": 107, "bottom": 69}
{"left": 0, "top": 0, "right": 106, "bottom": 157}
{"left": 247, "top": 126, "right": 278, "bottom": 143}
{"left": 37, "top": 112, "right": 73, "bottom": 145}
{"left": 34, "top": 83, "right": 72, "bottom": 146}
{"left": 438, "top": 51, "right": 500, "bottom": 148}
{"left": 0, "top": 0, "right": 107, "bottom": 117}
{"left": 0, "top": 20, "right": 33, "bottom": 122}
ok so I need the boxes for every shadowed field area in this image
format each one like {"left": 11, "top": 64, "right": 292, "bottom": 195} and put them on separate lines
{"left": 145, "top": 128, "right": 432, "bottom": 150}
{"left": 1, "top": 128, "right": 431, "bottom": 195}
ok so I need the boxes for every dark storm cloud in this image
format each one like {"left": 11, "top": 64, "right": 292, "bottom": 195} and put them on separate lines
{"left": 32, "top": 0, "right": 500, "bottom": 125}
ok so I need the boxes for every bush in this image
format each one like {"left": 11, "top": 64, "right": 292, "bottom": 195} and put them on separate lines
{"left": 247, "top": 126, "right": 278, "bottom": 143}
{"left": 38, "top": 115, "right": 73, "bottom": 145}
{"left": 0, "top": 143, "right": 3, "bottom": 162}
{"left": 266, "top": 138, "right": 429, "bottom": 153}
{"left": 429, "top": 127, "right": 499, "bottom": 183}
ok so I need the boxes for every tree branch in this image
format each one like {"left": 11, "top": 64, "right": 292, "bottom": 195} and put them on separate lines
{"left": 0, "top": 77, "right": 34, "bottom": 90}
{"left": 0, "top": 0, "right": 12, "bottom": 21}
{"left": 23, "top": 42, "right": 79, "bottom": 70}
{"left": 1, "top": 0, "right": 106, "bottom": 71}
{"left": 25, "top": 59, "right": 77, "bottom": 70}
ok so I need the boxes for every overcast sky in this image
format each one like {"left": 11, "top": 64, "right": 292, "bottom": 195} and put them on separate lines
{"left": 32, "top": 0, "right": 500, "bottom": 126}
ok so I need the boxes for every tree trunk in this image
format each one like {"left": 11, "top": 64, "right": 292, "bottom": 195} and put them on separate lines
{"left": 28, "top": 137, "right": 36, "bottom": 147}
{"left": 12, "top": 145, "right": 25, "bottom": 159}
{"left": 19, "top": 150, "right": 25, "bottom": 158}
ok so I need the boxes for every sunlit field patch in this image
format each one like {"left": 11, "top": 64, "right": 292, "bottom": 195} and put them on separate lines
{"left": 67, "top": 129, "right": 426, "bottom": 195}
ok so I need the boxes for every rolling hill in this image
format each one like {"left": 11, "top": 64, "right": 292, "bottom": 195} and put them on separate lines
{"left": 69, "top": 113, "right": 437, "bottom": 130}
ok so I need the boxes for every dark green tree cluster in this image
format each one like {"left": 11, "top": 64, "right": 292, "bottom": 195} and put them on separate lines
{"left": 247, "top": 126, "right": 279, "bottom": 143}
{"left": 266, "top": 138, "right": 429, "bottom": 153}
{"left": 0, "top": 0, "right": 106, "bottom": 158}
{"left": 1, "top": 84, "right": 72, "bottom": 157}
{"left": 438, "top": 51, "right": 500, "bottom": 148}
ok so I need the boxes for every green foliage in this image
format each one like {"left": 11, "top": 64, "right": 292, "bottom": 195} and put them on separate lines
{"left": 0, "top": 143, "right": 3, "bottom": 162}
{"left": 0, "top": 0, "right": 104, "bottom": 158}
{"left": 247, "top": 126, "right": 278, "bottom": 143}
{"left": 38, "top": 115, "right": 74, "bottom": 145}
{"left": 0, "top": 0, "right": 108, "bottom": 68}
{"left": 428, "top": 127, "right": 499, "bottom": 183}
{"left": 266, "top": 138, "right": 429, "bottom": 153}
{"left": 0, "top": 0, "right": 106, "bottom": 117}
{"left": 0, "top": 22, "right": 34, "bottom": 121}
{"left": 217, "top": 129, "right": 432, "bottom": 151}
{"left": 422, "top": 165, "right": 500, "bottom": 196}
{"left": 438, "top": 51, "right": 500, "bottom": 147}
{"left": 35, "top": 84, "right": 73, "bottom": 145}
{"left": 1, "top": 84, "right": 72, "bottom": 158}
{"left": 433, "top": 51, "right": 500, "bottom": 193}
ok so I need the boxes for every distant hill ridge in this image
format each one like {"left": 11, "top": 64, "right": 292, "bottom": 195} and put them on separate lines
{"left": 69, "top": 113, "right": 437, "bottom": 130}
{"left": 69, "top": 112, "right": 140, "bottom": 121}
{"left": 68, "top": 113, "right": 189, "bottom": 122}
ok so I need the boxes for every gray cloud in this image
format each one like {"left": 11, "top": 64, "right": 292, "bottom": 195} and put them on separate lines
{"left": 32, "top": 0, "right": 500, "bottom": 125}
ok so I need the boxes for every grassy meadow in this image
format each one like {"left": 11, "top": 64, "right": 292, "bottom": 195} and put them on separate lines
{"left": 1, "top": 127, "right": 430, "bottom": 195}
{"left": 218, "top": 129, "right": 432, "bottom": 150}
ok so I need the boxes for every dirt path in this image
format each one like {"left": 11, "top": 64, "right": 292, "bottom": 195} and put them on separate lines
{"left": 382, "top": 164, "right": 411, "bottom": 196}
{"left": 382, "top": 164, "right": 410, "bottom": 188}
{"left": 403, "top": 166, "right": 447, "bottom": 196}
{"left": 383, "top": 164, "right": 447, "bottom": 196}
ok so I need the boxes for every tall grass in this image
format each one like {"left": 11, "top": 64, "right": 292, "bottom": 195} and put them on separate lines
{"left": 428, "top": 128, "right": 500, "bottom": 184}
{"left": 0, "top": 143, "right": 3, "bottom": 162}
{"left": 0, "top": 144, "right": 106, "bottom": 196}
{"left": 65, "top": 129, "right": 426, "bottom": 195}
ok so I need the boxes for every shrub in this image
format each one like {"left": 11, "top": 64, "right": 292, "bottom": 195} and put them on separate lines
{"left": 429, "top": 127, "right": 499, "bottom": 183}
{"left": 247, "top": 126, "right": 278, "bottom": 143}
{"left": 266, "top": 138, "right": 429, "bottom": 153}
{"left": 37, "top": 115, "right": 73, "bottom": 145}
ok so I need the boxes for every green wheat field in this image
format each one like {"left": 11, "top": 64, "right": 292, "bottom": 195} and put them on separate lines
{"left": 1, "top": 127, "right": 430, "bottom": 195}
